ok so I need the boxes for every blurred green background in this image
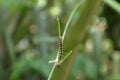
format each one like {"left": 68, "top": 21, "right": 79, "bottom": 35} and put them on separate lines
{"left": 0, "top": 0, "right": 120, "bottom": 80}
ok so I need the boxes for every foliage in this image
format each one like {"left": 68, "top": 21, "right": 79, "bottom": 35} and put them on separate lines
{"left": 0, "top": 0, "right": 120, "bottom": 80}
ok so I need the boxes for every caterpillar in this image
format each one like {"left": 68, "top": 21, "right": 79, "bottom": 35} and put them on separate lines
{"left": 56, "top": 18, "right": 63, "bottom": 67}
{"left": 58, "top": 35, "right": 63, "bottom": 60}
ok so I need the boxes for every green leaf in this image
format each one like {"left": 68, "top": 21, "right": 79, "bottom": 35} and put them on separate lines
{"left": 104, "top": 0, "right": 120, "bottom": 14}
{"left": 10, "top": 59, "right": 28, "bottom": 80}
{"left": 29, "top": 59, "right": 51, "bottom": 77}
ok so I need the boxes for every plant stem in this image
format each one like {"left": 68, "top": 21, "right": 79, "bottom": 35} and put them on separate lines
{"left": 48, "top": 1, "right": 83, "bottom": 80}
{"left": 48, "top": 64, "right": 56, "bottom": 80}
{"left": 60, "top": 51, "right": 72, "bottom": 64}
{"left": 62, "top": 0, "right": 84, "bottom": 40}
{"left": 57, "top": 18, "right": 61, "bottom": 36}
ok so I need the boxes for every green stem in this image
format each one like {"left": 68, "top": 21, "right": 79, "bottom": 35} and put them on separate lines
{"left": 62, "top": 0, "right": 84, "bottom": 40}
{"left": 57, "top": 18, "right": 61, "bottom": 36}
{"left": 48, "top": 64, "right": 56, "bottom": 80}
{"left": 60, "top": 51, "right": 72, "bottom": 64}
{"left": 48, "top": 1, "right": 83, "bottom": 80}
